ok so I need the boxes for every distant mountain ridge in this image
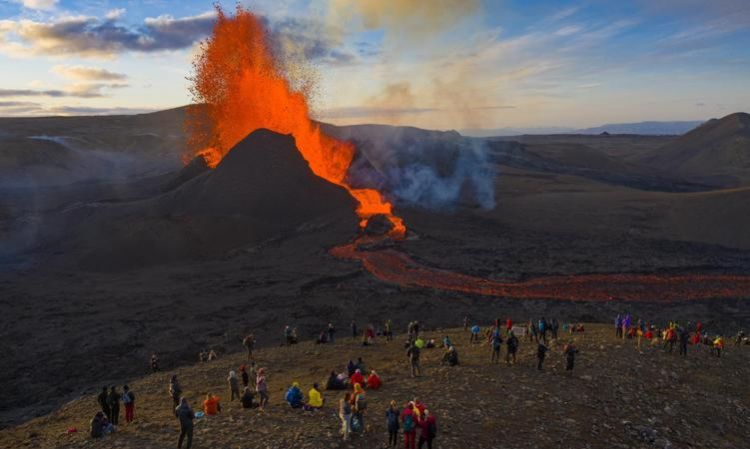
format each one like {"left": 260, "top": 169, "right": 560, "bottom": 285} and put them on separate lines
{"left": 577, "top": 121, "right": 704, "bottom": 135}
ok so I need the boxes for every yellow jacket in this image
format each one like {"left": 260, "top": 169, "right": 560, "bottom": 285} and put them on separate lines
{"left": 308, "top": 388, "right": 323, "bottom": 407}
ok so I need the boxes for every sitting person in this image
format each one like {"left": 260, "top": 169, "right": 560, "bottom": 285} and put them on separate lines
{"left": 306, "top": 383, "right": 324, "bottom": 410}
{"left": 347, "top": 360, "right": 357, "bottom": 377}
{"left": 442, "top": 346, "right": 459, "bottom": 366}
{"left": 325, "top": 371, "right": 347, "bottom": 390}
{"left": 350, "top": 369, "right": 365, "bottom": 388}
{"left": 285, "top": 382, "right": 304, "bottom": 408}
{"left": 442, "top": 335, "right": 453, "bottom": 348}
{"left": 203, "top": 393, "right": 221, "bottom": 415}
{"left": 240, "top": 387, "right": 255, "bottom": 409}
{"left": 207, "top": 349, "right": 218, "bottom": 361}
{"left": 90, "top": 412, "right": 105, "bottom": 439}
{"left": 366, "top": 370, "right": 382, "bottom": 390}
{"left": 426, "top": 339, "right": 436, "bottom": 349}
{"left": 316, "top": 331, "right": 329, "bottom": 344}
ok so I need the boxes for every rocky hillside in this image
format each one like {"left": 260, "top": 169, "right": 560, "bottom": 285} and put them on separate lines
{"left": 1, "top": 324, "right": 747, "bottom": 449}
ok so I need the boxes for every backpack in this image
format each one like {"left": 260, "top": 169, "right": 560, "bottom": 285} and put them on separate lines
{"left": 403, "top": 414, "right": 415, "bottom": 432}
{"left": 355, "top": 394, "right": 367, "bottom": 411}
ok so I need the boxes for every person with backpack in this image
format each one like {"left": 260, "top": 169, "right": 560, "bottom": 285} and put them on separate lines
{"left": 175, "top": 397, "right": 195, "bottom": 449}
{"left": 122, "top": 385, "right": 136, "bottom": 424}
{"left": 401, "top": 403, "right": 417, "bottom": 449}
{"left": 256, "top": 368, "right": 269, "bottom": 409}
{"left": 470, "top": 324, "right": 481, "bottom": 343}
{"left": 417, "top": 409, "right": 437, "bottom": 449}
{"left": 90, "top": 411, "right": 105, "bottom": 439}
{"left": 228, "top": 370, "right": 240, "bottom": 401}
{"left": 339, "top": 392, "right": 352, "bottom": 441}
{"left": 242, "top": 334, "right": 255, "bottom": 360}
{"left": 385, "top": 400, "right": 400, "bottom": 448}
{"left": 490, "top": 327, "right": 503, "bottom": 363}
{"left": 506, "top": 331, "right": 519, "bottom": 365}
{"left": 97, "top": 386, "right": 110, "bottom": 420}
{"left": 407, "top": 342, "right": 421, "bottom": 378}
{"left": 169, "top": 375, "right": 182, "bottom": 410}
{"left": 352, "top": 383, "right": 367, "bottom": 433}
{"left": 537, "top": 342, "right": 549, "bottom": 370}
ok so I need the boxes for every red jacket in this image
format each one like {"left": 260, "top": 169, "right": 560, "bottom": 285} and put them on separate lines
{"left": 350, "top": 372, "right": 365, "bottom": 388}
{"left": 366, "top": 374, "right": 381, "bottom": 390}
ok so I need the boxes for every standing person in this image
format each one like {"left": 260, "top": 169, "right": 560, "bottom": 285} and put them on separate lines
{"left": 328, "top": 323, "right": 336, "bottom": 343}
{"left": 679, "top": 328, "right": 690, "bottom": 357}
{"left": 97, "top": 387, "right": 110, "bottom": 420}
{"left": 175, "top": 398, "right": 195, "bottom": 449}
{"left": 256, "top": 368, "right": 269, "bottom": 409}
{"left": 470, "top": 324, "right": 481, "bottom": 343}
{"left": 351, "top": 321, "right": 358, "bottom": 340}
{"left": 713, "top": 336, "right": 725, "bottom": 357}
{"left": 563, "top": 342, "right": 578, "bottom": 373}
{"left": 463, "top": 316, "right": 469, "bottom": 331}
{"left": 385, "top": 400, "right": 400, "bottom": 448}
{"left": 401, "top": 403, "right": 417, "bottom": 449}
{"left": 169, "top": 375, "right": 182, "bottom": 410}
{"left": 506, "top": 331, "right": 519, "bottom": 365}
{"left": 551, "top": 318, "right": 559, "bottom": 340}
{"left": 538, "top": 317, "right": 548, "bottom": 343}
{"left": 150, "top": 353, "right": 159, "bottom": 373}
{"left": 490, "top": 327, "right": 503, "bottom": 363}
{"left": 339, "top": 392, "right": 352, "bottom": 441}
{"left": 122, "top": 385, "right": 135, "bottom": 424}
{"left": 615, "top": 315, "right": 623, "bottom": 338}
{"left": 736, "top": 330, "right": 746, "bottom": 346}
{"left": 385, "top": 319, "right": 393, "bottom": 342}
{"left": 528, "top": 320, "right": 538, "bottom": 343}
{"left": 242, "top": 334, "right": 255, "bottom": 360}
{"left": 352, "top": 383, "right": 367, "bottom": 433}
{"left": 417, "top": 409, "right": 437, "bottom": 449}
{"left": 536, "top": 342, "right": 549, "bottom": 370}
{"left": 240, "top": 365, "right": 249, "bottom": 388}
{"left": 506, "top": 318, "right": 513, "bottom": 334}
{"left": 284, "top": 325, "right": 293, "bottom": 346}
{"left": 407, "top": 342, "right": 421, "bottom": 378}
{"left": 228, "top": 370, "right": 240, "bottom": 401}
{"left": 106, "top": 386, "right": 118, "bottom": 425}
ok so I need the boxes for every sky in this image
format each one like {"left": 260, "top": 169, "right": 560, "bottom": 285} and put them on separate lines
{"left": 0, "top": 0, "right": 748, "bottom": 129}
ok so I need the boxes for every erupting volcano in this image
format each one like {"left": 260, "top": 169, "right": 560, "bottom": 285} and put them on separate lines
{"left": 187, "top": 5, "right": 405, "bottom": 237}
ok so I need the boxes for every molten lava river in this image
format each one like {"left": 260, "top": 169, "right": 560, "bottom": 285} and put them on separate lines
{"left": 190, "top": 6, "right": 750, "bottom": 304}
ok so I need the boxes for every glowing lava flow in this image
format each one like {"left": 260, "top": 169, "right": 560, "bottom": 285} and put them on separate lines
{"left": 331, "top": 237, "right": 750, "bottom": 303}
{"left": 187, "top": 5, "right": 405, "bottom": 237}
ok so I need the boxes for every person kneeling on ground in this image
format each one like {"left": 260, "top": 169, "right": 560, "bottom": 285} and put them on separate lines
{"left": 350, "top": 369, "right": 365, "bottom": 388}
{"left": 203, "top": 393, "right": 221, "bottom": 416}
{"left": 366, "top": 370, "right": 382, "bottom": 390}
{"left": 285, "top": 382, "right": 304, "bottom": 408}
{"left": 326, "top": 370, "right": 347, "bottom": 390}
{"left": 442, "top": 346, "right": 459, "bottom": 366}
{"left": 240, "top": 387, "right": 255, "bottom": 409}
{"left": 90, "top": 411, "right": 105, "bottom": 439}
{"left": 305, "top": 383, "right": 324, "bottom": 410}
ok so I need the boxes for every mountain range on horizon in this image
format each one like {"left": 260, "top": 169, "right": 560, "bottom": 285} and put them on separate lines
{"left": 460, "top": 119, "right": 710, "bottom": 137}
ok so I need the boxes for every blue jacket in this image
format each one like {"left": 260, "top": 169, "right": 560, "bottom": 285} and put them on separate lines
{"left": 386, "top": 408, "right": 400, "bottom": 432}
{"left": 285, "top": 386, "right": 303, "bottom": 408}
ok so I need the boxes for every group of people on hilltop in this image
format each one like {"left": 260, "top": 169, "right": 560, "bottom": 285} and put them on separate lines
{"left": 613, "top": 314, "right": 739, "bottom": 358}
{"left": 90, "top": 385, "right": 136, "bottom": 438}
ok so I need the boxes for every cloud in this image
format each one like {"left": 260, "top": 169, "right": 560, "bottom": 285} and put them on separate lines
{"left": 0, "top": 83, "right": 125, "bottom": 98}
{"left": 51, "top": 65, "right": 127, "bottom": 81}
{"left": 267, "top": 16, "right": 356, "bottom": 66}
{"left": 555, "top": 25, "right": 582, "bottom": 36}
{"left": 329, "top": 0, "right": 480, "bottom": 36}
{"left": 15, "top": 0, "right": 58, "bottom": 11}
{"left": 0, "top": 11, "right": 216, "bottom": 58}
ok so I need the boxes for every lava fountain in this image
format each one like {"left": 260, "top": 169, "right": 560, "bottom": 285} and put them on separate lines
{"left": 186, "top": 5, "right": 405, "bottom": 237}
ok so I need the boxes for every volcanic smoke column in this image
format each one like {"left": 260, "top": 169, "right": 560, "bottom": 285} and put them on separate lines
{"left": 186, "top": 5, "right": 405, "bottom": 237}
